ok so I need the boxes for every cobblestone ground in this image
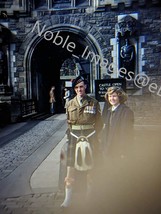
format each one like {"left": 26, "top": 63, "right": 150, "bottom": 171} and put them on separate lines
{"left": 0, "top": 117, "right": 65, "bottom": 181}
{"left": 0, "top": 192, "right": 64, "bottom": 214}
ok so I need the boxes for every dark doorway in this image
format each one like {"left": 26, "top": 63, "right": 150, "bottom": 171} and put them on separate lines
{"left": 31, "top": 31, "right": 90, "bottom": 113}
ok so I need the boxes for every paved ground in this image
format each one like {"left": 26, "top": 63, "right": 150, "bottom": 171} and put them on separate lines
{"left": 0, "top": 114, "right": 67, "bottom": 214}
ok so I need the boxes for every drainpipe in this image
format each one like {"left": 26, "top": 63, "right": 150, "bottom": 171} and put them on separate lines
{"left": 117, "top": 33, "right": 121, "bottom": 77}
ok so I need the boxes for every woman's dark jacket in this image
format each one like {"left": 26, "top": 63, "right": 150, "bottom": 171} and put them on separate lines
{"left": 102, "top": 102, "right": 134, "bottom": 157}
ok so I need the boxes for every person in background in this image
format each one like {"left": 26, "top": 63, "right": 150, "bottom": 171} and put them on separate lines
{"left": 63, "top": 88, "right": 71, "bottom": 110}
{"left": 102, "top": 86, "right": 134, "bottom": 159}
{"left": 49, "top": 86, "right": 56, "bottom": 114}
{"left": 61, "top": 76, "right": 103, "bottom": 208}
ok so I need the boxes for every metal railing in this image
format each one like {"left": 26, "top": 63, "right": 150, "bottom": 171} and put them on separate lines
{"left": 21, "top": 99, "right": 37, "bottom": 117}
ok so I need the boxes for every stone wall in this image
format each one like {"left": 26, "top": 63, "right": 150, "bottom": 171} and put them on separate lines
{"left": 127, "top": 94, "right": 161, "bottom": 125}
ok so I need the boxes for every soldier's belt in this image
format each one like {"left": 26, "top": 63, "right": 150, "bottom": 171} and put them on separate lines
{"left": 71, "top": 125, "right": 94, "bottom": 130}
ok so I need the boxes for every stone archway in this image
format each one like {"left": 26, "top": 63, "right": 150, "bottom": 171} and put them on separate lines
{"left": 18, "top": 18, "right": 108, "bottom": 112}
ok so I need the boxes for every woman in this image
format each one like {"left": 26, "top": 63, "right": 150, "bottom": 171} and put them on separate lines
{"left": 102, "top": 86, "right": 134, "bottom": 158}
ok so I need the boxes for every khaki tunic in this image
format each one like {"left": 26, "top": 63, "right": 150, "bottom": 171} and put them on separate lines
{"left": 49, "top": 90, "right": 56, "bottom": 103}
{"left": 67, "top": 95, "right": 102, "bottom": 131}
{"left": 66, "top": 95, "right": 103, "bottom": 167}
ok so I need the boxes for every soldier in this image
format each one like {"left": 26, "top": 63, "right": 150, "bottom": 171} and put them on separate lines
{"left": 61, "top": 75, "right": 103, "bottom": 208}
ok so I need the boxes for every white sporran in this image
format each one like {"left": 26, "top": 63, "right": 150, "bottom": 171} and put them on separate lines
{"left": 74, "top": 136, "right": 94, "bottom": 171}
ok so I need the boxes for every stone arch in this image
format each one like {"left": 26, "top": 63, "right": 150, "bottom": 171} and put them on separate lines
{"left": 19, "top": 21, "right": 107, "bottom": 99}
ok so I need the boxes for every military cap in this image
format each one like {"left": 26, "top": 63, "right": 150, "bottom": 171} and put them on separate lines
{"left": 72, "top": 76, "right": 85, "bottom": 88}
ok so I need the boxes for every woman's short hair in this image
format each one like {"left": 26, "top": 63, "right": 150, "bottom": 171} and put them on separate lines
{"left": 105, "top": 86, "right": 127, "bottom": 103}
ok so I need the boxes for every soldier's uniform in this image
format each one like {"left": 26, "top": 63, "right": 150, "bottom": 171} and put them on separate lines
{"left": 66, "top": 94, "right": 103, "bottom": 167}
{"left": 61, "top": 76, "right": 103, "bottom": 208}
